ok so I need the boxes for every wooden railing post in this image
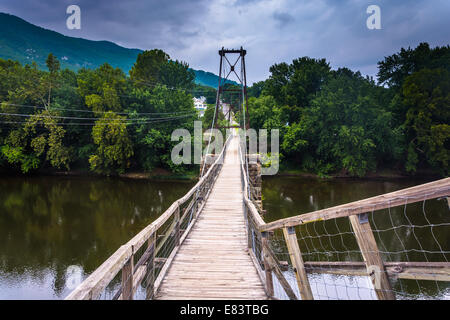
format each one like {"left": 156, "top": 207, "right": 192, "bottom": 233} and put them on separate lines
{"left": 121, "top": 245, "right": 134, "bottom": 300}
{"left": 263, "top": 242, "right": 298, "bottom": 300}
{"left": 349, "top": 213, "right": 395, "bottom": 300}
{"left": 282, "top": 227, "right": 314, "bottom": 300}
{"left": 261, "top": 232, "right": 274, "bottom": 297}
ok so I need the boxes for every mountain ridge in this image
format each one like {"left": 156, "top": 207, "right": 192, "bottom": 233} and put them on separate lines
{"left": 0, "top": 12, "right": 235, "bottom": 88}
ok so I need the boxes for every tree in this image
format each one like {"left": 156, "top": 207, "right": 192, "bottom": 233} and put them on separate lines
{"left": 77, "top": 63, "right": 126, "bottom": 114}
{"left": 1, "top": 110, "right": 70, "bottom": 172}
{"left": 160, "top": 60, "right": 195, "bottom": 89}
{"left": 129, "top": 85, "right": 196, "bottom": 172}
{"left": 402, "top": 68, "right": 450, "bottom": 175}
{"left": 129, "top": 49, "right": 170, "bottom": 85}
{"left": 248, "top": 95, "right": 285, "bottom": 131}
{"left": 45, "top": 53, "right": 60, "bottom": 108}
{"left": 77, "top": 63, "right": 126, "bottom": 98}
{"left": 203, "top": 103, "right": 225, "bottom": 130}
{"left": 248, "top": 81, "right": 266, "bottom": 98}
{"left": 265, "top": 57, "right": 331, "bottom": 124}
{"left": 282, "top": 69, "right": 393, "bottom": 176}
{"left": 89, "top": 111, "right": 134, "bottom": 174}
{"left": 377, "top": 42, "right": 450, "bottom": 88}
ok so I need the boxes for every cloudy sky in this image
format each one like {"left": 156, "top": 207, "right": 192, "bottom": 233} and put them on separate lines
{"left": 0, "top": 0, "right": 449, "bottom": 84}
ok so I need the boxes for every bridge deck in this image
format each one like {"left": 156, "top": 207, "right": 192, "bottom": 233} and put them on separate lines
{"left": 156, "top": 136, "right": 267, "bottom": 300}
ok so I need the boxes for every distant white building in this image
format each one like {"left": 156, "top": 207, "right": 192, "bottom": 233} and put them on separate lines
{"left": 221, "top": 102, "right": 230, "bottom": 116}
{"left": 193, "top": 96, "right": 207, "bottom": 117}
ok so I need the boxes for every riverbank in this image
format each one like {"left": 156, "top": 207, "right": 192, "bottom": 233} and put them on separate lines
{"left": 119, "top": 168, "right": 198, "bottom": 181}
{"left": 275, "top": 167, "right": 443, "bottom": 181}
{"left": 0, "top": 165, "right": 443, "bottom": 182}
{"left": 0, "top": 167, "right": 200, "bottom": 181}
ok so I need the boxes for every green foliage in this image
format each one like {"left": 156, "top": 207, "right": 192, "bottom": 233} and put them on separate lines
{"left": 0, "top": 145, "right": 40, "bottom": 173}
{"left": 1, "top": 39, "right": 448, "bottom": 178}
{"left": 244, "top": 43, "right": 449, "bottom": 178}
{"left": 46, "top": 53, "right": 60, "bottom": 74}
{"left": 281, "top": 69, "right": 390, "bottom": 176}
{"left": 1, "top": 108, "right": 70, "bottom": 172}
{"left": 264, "top": 57, "right": 331, "bottom": 124}
{"left": 130, "top": 50, "right": 196, "bottom": 93}
{"left": 160, "top": 60, "right": 195, "bottom": 89}
{"left": 402, "top": 68, "right": 450, "bottom": 175}
{"left": 23, "top": 110, "right": 71, "bottom": 170}
{"left": 130, "top": 49, "right": 169, "bottom": 85}
{"left": 282, "top": 122, "right": 308, "bottom": 155}
{"left": 377, "top": 42, "right": 450, "bottom": 88}
{"left": 248, "top": 81, "right": 266, "bottom": 98}
{"left": 203, "top": 104, "right": 225, "bottom": 129}
{"left": 89, "top": 112, "right": 133, "bottom": 174}
{"left": 248, "top": 95, "right": 285, "bottom": 131}
{"left": 0, "top": 49, "right": 197, "bottom": 176}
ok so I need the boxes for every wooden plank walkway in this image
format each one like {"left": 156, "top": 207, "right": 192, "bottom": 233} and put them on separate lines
{"left": 156, "top": 136, "right": 267, "bottom": 300}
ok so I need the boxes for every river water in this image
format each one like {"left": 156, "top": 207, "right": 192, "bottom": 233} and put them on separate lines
{"left": 0, "top": 176, "right": 195, "bottom": 299}
{"left": 0, "top": 175, "right": 448, "bottom": 299}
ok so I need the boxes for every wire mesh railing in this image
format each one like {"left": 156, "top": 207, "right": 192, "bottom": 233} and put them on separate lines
{"left": 238, "top": 136, "right": 449, "bottom": 300}
{"left": 259, "top": 182, "right": 449, "bottom": 299}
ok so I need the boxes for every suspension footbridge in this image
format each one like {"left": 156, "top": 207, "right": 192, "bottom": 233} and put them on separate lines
{"left": 65, "top": 48, "right": 450, "bottom": 301}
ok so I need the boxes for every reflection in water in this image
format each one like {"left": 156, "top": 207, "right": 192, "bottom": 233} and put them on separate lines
{"left": 0, "top": 176, "right": 194, "bottom": 299}
{"left": 263, "top": 177, "right": 450, "bottom": 300}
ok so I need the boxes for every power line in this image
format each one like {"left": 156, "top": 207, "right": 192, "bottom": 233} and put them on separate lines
{"left": 0, "top": 113, "right": 195, "bottom": 127}
{"left": 0, "top": 110, "right": 198, "bottom": 121}
{"left": 1, "top": 102, "right": 198, "bottom": 116}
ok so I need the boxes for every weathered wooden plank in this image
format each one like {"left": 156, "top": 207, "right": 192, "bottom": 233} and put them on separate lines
{"left": 304, "top": 261, "right": 450, "bottom": 282}
{"left": 121, "top": 256, "right": 133, "bottom": 300}
{"left": 282, "top": 227, "right": 314, "bottom": 300}
{"left": 349, "top": 214, "right": 395, "bottom": 300}
{"left": 158, "top": 293, "right": 267, "bottom": 300}
{"left": 261, "top": 234, "right": 274, "bottom": 298}
{"left": 165, "top": 271, "right": 264, "bottom": 278}
{"left": 263, "top": 242, "right": 298, "bottom": 300}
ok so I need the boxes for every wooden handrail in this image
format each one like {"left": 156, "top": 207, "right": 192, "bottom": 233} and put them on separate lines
{"left": 65, "top": 135, "right": 232, "bottom": 300}
{"left": 259, "top": 178, "right": 450, "bottom": 232}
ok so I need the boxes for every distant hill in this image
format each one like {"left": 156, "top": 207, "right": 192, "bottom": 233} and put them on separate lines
{"left": 191, "top": 69, "right": 237, "bottom": 87}
{"left": 0, "top": 12, "right": 236, "bottom": 88}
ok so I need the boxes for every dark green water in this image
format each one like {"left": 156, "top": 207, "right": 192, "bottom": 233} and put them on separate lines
{"left": 0, "top": 176, "right": 195, "bottom": 299}
{"left": 262, "top": 176, "right": 450, "bottom": 300}
{"left": 0, "top": 176, "right": 448, "bottom": 299}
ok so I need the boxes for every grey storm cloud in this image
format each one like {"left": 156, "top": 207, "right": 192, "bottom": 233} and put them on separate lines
{"left": 272, "top": 11, "right": 294, "bottom": 27}
{"left": 0, "top": 0, "right": 449, "bottom": 84}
